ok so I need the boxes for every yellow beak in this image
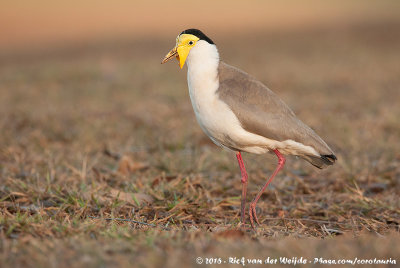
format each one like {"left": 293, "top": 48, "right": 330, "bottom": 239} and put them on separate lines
{"left": 161, "top": 46, "right": 178, "bottom": 65}
{"left": 161, "top": 45, "right": 191, "bottom": 69}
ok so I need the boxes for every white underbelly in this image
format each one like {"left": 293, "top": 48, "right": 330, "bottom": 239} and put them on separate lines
{"left": 190, "top": 93, "right": 233, "bottom": 148}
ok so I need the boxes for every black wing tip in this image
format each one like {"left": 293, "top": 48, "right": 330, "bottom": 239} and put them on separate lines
{"left": 322, "top": 154, "right": 337, "bottom": 163}
{"left": 303, "top": 154, "right": 337, "bottom": 169}
{"left": 317, "top": 154, "right": 337, "bottom": 168}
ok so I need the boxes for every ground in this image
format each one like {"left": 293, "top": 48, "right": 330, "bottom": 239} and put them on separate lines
{"left": 1, "top": 21, "right": 400, "bottom": 267}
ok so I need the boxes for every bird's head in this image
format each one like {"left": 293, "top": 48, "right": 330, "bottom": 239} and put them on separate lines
{"left": 161, "top": 29, "right": 214, "bottom": 69}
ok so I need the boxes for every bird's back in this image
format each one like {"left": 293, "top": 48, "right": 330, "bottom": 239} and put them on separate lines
{"left": 217, "top": 61, "right": 337, "bottom": 168}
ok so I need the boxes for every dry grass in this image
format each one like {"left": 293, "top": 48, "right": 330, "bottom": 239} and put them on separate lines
{"left": 1, "top": 21, "right": 400, "bottom": 267}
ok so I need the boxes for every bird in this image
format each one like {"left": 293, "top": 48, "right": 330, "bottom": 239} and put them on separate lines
{"left": 161, "top": 29, "right": 337, "bottom": 228}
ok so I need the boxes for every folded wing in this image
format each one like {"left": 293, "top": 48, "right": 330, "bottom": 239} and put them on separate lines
{"left": 217, "top": 61, "right": 336, "bottom": 168}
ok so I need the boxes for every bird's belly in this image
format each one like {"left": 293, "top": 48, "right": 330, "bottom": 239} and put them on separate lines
{"left": 192, "top": 99, "right": 231, "bottom": 147}
{"left": 188, "top": 81, "right": 271, "bottom": 153}
{"left": 188, "top": 83, "right": 230, "bottom": 145}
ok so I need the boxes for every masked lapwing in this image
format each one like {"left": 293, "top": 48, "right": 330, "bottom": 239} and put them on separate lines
{"left": 162, "top": 29, "right": 337, "bottom": 228}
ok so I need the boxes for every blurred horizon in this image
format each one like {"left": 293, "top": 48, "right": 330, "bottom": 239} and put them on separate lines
{"left": 1, "top": 0, "right": 399, "bottom": 55}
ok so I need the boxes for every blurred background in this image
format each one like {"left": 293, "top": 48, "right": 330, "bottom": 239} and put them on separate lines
{"left": 1, "top": 0, "right": 399, "bottom": 52}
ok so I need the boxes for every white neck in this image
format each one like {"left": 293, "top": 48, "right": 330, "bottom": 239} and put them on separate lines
{"left": 186, "top": 40, "right": 220, "bottom": 82}
{"left": 185, "top": 41, "right": 223, "bottom": 145}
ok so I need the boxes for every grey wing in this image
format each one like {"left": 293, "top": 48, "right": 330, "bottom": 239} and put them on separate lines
{"left": 217, "top": 62, "right": 336, "bottom": 168}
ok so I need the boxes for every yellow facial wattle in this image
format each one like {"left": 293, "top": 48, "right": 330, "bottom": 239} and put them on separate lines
{"left": 161, "top": 34, "right": 200, "bottom": 68}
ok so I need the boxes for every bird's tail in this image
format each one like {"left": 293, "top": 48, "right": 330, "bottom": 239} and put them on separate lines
{"left": 302, "top": 154, "right": 337, "bottom": 169}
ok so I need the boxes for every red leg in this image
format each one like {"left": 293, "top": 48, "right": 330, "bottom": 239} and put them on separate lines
{"left": 249, "top": 149, "right": 286, "bottom": 228}
{"left": 236, "top": 151, "right": 248, "bottom": 224}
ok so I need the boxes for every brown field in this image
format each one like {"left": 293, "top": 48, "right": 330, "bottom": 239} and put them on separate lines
{"left": 1, "top": 2, "right": 400, "bottom": 267}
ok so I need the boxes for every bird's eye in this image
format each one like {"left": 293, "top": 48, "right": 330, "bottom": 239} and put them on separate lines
{"left": 188, "top": 41, "right": 194, "bottom": 45}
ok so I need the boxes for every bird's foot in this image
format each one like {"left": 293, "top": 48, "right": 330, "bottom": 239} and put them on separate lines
{"left": 249, "top": 202, "right": 260, "bottom": 229}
